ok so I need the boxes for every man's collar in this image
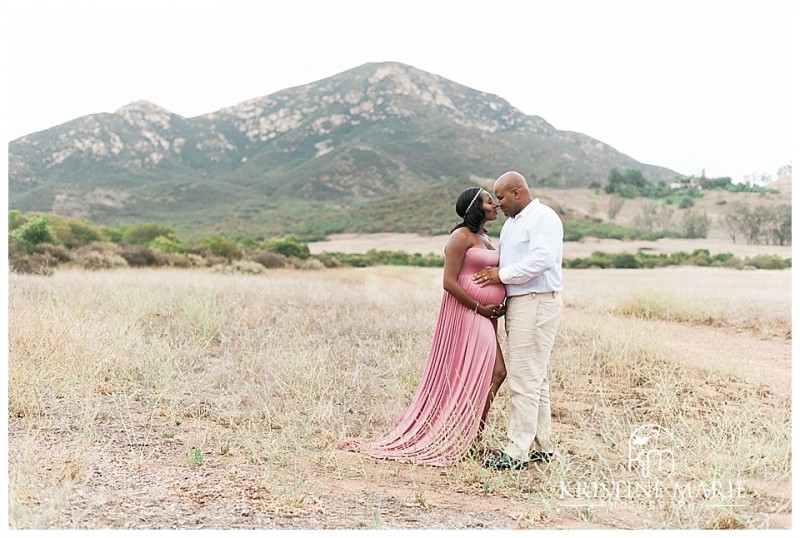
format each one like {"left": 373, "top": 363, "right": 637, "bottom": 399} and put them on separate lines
{"left": 512, "top": 198, "right": 539, "bottom": 219}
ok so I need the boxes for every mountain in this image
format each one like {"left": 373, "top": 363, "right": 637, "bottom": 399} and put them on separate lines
{"left": 8, "top": 61, "right": 682, "bottom": 238}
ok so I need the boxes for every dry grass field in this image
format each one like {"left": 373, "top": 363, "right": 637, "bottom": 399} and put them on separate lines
{"left": 7, "top": 264, "right": 791, "bottom": 530}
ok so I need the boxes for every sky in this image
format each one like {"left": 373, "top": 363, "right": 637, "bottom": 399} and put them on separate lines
{"left": 3, "top": 0, "right": 796, "bottom": 183}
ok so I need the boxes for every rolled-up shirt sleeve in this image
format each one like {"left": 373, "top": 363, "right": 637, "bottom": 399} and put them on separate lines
{"left": 498, "top": 209, "right": 563, "bottom": 285}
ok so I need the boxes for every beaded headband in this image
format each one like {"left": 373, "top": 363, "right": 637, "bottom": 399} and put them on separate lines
{"left": 464, "top": 187, "right": 485, "bottom": 216}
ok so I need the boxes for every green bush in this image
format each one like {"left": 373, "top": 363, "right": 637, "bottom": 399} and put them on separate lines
{"left": 686, "top": 248, "right": 712, "bottom": 266}
{"left": 149, "top": 235, "right": 186, "bottom": 253}
{"left": 265, "top": 236, "right": 310, "bottom": 260}
{"left": 123, "top": 223, "right": 178, "bottom": 246}
{"left": 8, "top": 210, "right": 25, "bottom": 231}
{"left": 561, "top": 250, "right": 789, "bottom": 271}
{"left": 43, "top": 214, "right": 105, "bottom": 248}
{"left": 611, "top": 253, "right": 639, "bottom": 269}
{"left": 11, "top": 215, "right": 57, "bottom": 253}
{"left": 101, "top": 225, "right": 127, "bottom": 244}
{"left": 68, "top": 221, "right": 103, "bottom": 246}
{"left": 744, "top": 255, "right": 790, "bottom": 270}
{"left": 314, "top": 250, "right": 445, "bottom": 268}
{"left": 195, "top": 235, "right": 243, "bottom": 260}
{"left": 565, "top": 252, "right": 610, "bottom": 269}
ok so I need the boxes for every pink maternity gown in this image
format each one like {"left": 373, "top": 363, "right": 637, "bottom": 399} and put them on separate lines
{"left": 341, "top": 247, "right": 505, "bottom": 466}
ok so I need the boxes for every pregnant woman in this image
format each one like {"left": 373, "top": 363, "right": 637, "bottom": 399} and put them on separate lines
{"left": 340, "top": 187, "right": 507, "bottom": 466}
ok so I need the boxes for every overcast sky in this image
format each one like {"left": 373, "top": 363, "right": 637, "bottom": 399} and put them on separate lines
{"left": 4, "top": 0, "right": 795, "bottom": 182}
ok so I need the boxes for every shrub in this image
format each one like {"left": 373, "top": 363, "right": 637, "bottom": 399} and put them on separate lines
{"left": 186, "top": 253, "right": 208, "bottom": 267}
{"left": 197, "top": 254, "right": 223, "bottom": 266}
{"left": 69, "top": 221, "right": 104, "bottom": 245}
{"left": 195, "top": 235, "right": 243, "bottom": 260}
{"left": 156, "top": 253, "right": 206, "bottom": 268}
{"left": 9, "top": 252, "right": 58, "bottom": 275}
{"left": 315, "top": 255, "right": 343, "bottom": 268}
{"left": 211, "top": 260, "right": 266, "bottom": 275}
{"left": 150, "top": 252, "right": 203, "bottom": 268}
{"left": 39, "top": 243, "right": 72, "bottom": 263}
{"left": 687, "top": 248, "right": 712, "bottom": 267}
{"left": 288, "top": 258, "right": 326, "bottom": 271}
{"left": 611, "top": 253, "right": 639, "bottom": 269}
{"left": 409, "top": 253, "right": 446, "bottom": 267}
{"left": 72, "top": 250, "right": 129, "bottom": 271}
{"left": 101, "top": 225, "right": 127, "bottom": 244}
{"left": 149, "top": 235, "right": 186, "bottom": 253}
{"left": 717, "top": 256, "right": 744, "bottom": 269}
{"left": 123, "top": 223, "right": 178, "bottom": 245}
{"left": 8, "top": 210, "right": 25, "bottom": 231}
{"left": 565, "top": 252, "right": 610, "bottom": 269}
{"left": 248, "top": 250, "right": 287, "bottom": 269}
{"left": 11, "top": 215, "right": 56, "bottom": 253}
{"left": 118, "top": 246, "right": 161, "bottom": 267}
{"left": 744, "top": 255, "right": 790, "bottom": 270}
{"left": 265, "top": 236, "right": 310, "bottom": 260}
{"left": 47, "top": 215, "right": 104, "bottom": 248}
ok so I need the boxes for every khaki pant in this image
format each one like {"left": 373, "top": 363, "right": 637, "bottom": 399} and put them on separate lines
{"left": 502, "top": 292, "right": 563, "bottom": 461}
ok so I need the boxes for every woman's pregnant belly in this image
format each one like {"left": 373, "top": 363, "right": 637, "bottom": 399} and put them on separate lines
{"left": 460, "top": 275, "right": 505, "bottom": 305}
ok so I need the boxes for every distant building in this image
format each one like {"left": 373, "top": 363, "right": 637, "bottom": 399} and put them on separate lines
{"left": 670, "top": 177, "right": 702, "bottom": 190}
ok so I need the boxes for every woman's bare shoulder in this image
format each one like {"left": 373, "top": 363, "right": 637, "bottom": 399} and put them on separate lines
{"left": 445, "top": 227, "right": 474, "bottom": 253}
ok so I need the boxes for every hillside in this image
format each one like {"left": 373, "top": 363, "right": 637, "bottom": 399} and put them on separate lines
{"left": 8, "top": 62, "right": 682, "bottom": 238}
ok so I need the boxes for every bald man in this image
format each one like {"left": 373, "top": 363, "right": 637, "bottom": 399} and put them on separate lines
{"left": 473, "top": 171, "right": 563, "bottom": 470}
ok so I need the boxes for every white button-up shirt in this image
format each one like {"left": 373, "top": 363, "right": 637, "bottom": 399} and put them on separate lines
{"left": 498, "top": 198, "right": 563, "bottom": 297}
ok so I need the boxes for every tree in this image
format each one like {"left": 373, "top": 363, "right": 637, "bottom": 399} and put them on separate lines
{"left": 776, "top": 162, "right": 792, "bottom": 178}
{"left": 655, "top": 205, "right": 674, "bottom": 232}
{"left": 681, "top": 210, "right": 710, "bottom": 238}
{"left": 633, "top": 203, "right": 657, "bottom": 231}
{"left": 721, "top": 203, "right": 785, "bottom": 245}
{"left": 605, "top": 168, "right": 624, "bottom": 194}
{"left": 698, "top": 176, "right": 733, "bottom": 190}
{"left": 607, "top": 194, "right": 624, "bottom": 221}
{"left": 742, "top": 172, "right": 772, "bottom": 187}
{"left": 722, "top": 206, "right": 744, "bottom": 243}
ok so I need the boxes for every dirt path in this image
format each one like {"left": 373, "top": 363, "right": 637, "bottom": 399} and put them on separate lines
{"left": 566, "top": 309, "right": 792, "bottom": 396}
